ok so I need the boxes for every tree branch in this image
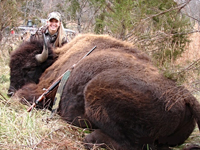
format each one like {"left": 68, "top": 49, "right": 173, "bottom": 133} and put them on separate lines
{"left": 125, "top": 0, "right": 192, "bottom": 40}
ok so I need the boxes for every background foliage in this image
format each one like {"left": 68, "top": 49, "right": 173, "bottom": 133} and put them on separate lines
{"left": 63, "top": 0, "right": 196, "bottom": 84}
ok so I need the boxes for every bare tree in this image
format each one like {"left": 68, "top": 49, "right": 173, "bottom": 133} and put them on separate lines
{"left": 0, "top": 0, "right": 25, "bottom": 40}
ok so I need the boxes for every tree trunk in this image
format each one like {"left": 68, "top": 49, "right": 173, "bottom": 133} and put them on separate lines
{"left": 0, "top": 31, "right": 2, "bottom": 42}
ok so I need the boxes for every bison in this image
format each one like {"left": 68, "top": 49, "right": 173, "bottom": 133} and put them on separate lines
{"left": 8, "top": 34, "right": 200, "bottom": 150}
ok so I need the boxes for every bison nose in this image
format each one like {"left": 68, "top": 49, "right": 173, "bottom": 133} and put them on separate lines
{"left": 7, "top": 91, "right": 14, "bottom": 97}
{"left": 7, "top": 88, "right": 15, "bottom": 97}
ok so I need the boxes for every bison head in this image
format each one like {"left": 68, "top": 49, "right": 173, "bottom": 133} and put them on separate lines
{"left": 7, "top": 40, "right": 57, "bottom": 96}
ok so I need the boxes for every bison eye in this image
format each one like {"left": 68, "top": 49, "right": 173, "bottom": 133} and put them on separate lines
{"left": 27, "top": 69, "right": 36, "bottom": 79}
{"left": 22, "top": 67, "right": 36, "bottom": 78}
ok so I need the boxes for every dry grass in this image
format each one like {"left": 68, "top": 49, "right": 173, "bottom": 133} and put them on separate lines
{"left": 0, "top": 99, "right": 85, "bottom": 150}
{"left": 0, "top": 33, "right": 200, "bottom": 150}
{"left": 176, "top": 23, "right": 200, "bottom": 65}
{"left": 175, "top": 23, "right": 200, "bottom": 91}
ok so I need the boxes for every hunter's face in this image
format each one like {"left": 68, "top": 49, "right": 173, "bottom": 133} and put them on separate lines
{"left": 47, "top": 18, "right": 61, "bottom": 35}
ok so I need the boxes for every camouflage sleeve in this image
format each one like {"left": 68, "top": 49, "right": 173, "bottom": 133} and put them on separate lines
{"left": 61, "top": 36, "right": 69, "bottom": 46}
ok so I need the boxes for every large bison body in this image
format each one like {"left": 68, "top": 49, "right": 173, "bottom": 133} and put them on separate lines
{"left": 8, "top": 34, "right": 200, "bottom": 149}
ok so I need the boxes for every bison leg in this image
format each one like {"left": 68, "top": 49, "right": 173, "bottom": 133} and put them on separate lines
{"left": 156, "top": 105, "right": 196, "bottom": 147}
{"left": 58, "top": 90, "right": 96, "bottom": 128}
{"left": 84, "top": 130, "right": 172, "bottom": 150}
{"left": 84, "top": 129, "right": 137, "bottom": 150}
{"left": 160, "top": 119, "right": 195, "bottom": 147}
{"left": 83, "top": 70, "right": 152, "bottom": 150}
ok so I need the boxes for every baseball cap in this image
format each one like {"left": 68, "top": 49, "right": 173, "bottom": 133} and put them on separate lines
{"left": 48, "top": 12, "right": 61, "bottom": 22}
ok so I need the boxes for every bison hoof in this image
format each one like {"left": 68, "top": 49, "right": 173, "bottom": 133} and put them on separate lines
{"left": 84, "top": 131, "right": 108, "bottom": 149}
{"left": 84, "top": 129, "right": 129, "bottom": 150}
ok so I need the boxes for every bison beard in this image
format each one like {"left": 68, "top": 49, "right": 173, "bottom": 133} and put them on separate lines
{"left": 9, "top": 34, "right": 200, "bottom": 150}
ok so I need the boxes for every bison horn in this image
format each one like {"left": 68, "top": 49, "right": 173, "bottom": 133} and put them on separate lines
{"left": 35, "top": 44, "right": 48, "bottom": 63}
{"left": 35, "top": 34, "right": 48, "bottom": 63}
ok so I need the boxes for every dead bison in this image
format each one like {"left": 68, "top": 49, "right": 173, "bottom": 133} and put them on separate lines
{"left": 8, "top": 34, "right": 200, "bottom": 150}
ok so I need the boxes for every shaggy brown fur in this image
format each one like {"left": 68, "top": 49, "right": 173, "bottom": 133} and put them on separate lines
{"left": 10, "top": 34, "right": 200, "bottom": 150}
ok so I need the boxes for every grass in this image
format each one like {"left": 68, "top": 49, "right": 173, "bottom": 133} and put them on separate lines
{"left": 0, "top": 35, "right": 200, "bottom": 150}
{"left": 0, "top": 100, "right": 85, "bottom": 149}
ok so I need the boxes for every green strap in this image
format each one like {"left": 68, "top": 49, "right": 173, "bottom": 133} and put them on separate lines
{"left": 51, "top": 70, "right": 71, "bottom": 115}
